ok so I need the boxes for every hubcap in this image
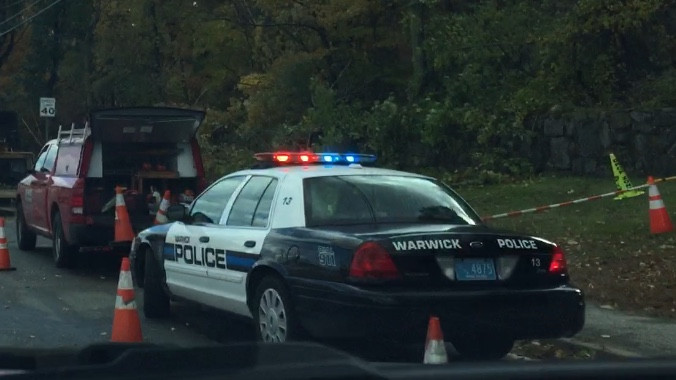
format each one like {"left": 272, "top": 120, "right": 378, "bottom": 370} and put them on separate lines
{"left": 258, "top": 288, "right": 287, "bottom": 342}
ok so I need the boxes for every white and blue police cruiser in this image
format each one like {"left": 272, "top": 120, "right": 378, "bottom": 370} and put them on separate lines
{"left": 130, "top": 152, "right": 584, "bottom": 359}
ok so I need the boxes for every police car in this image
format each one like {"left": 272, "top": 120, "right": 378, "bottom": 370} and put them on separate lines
{"left": 130, "top": 152, "right": 585, "bottom": 359}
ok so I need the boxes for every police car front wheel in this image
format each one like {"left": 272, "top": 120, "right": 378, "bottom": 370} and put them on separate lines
{"left": 253, "top": 277, "right": 301, "bottom": 343}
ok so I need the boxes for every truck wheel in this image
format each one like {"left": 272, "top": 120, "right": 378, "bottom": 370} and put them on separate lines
{"left": 16, "top": 202, "right": 36, "bottom": 251}
{"left": 253, "top": 276, "right": 303, "bottom": 343}
{"left": 52, "top": 212, "right": 75, "bottom": 268}
{"left": 452, "top": 335, "right": 514, "bottom": 360}
{"left": 143, "top": 248, "right": 170, "bottom": 318}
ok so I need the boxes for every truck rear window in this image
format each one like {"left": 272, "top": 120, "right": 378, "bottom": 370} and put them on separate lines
{"left": 303, "top": 175, "right": 481, "bottom": 227}
{"left": 55, "top": 145, "right": 83, "bottom": 176}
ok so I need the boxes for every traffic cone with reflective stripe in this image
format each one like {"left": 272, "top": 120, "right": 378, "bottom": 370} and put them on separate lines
{"left": 0, "top": 218, "right": 15, "bottom": 271}
{"left": 423, "top": 316, "right": 448, "bottom": 364}
{"left": 111, "top": 257, "right": 142, "bottom": 342}
{"left": 648, "top": 176, "right": 673, "bottom": 235}
{"left": 153, "top": 190, "right": 171, "bottom": 225}
{"left": 114, "top": 186, "right": 135, "bottom": 243}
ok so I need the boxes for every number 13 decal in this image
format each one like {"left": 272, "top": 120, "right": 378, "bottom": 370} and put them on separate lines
{"left": 282, "top": 197, "right": 293, "bottom": 205}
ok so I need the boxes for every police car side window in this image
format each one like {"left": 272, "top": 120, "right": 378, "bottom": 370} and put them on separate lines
{"left": 189, "top": 176, "right": 245, "bottom": 224}
{"left": 252, "top": 178, "right": 278, "bottom": 227}
{"left": 227, "top": 176, "right": 275, "bottom": 227}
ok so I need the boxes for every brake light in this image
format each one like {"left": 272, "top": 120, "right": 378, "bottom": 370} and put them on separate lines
{"left": 71, "top": 179, "right": 84, "bottom": 215}
{"left": 78, "top": 139, "right": 93, "bottom": 177}
{"left": 349, "top": 242, "right": 400, "bottom": 279}
{"left": 549, "top": 246, "right": 567, "bottom": 275}
{"left": 190, "top": 139, "right": 207, "bottom": 192}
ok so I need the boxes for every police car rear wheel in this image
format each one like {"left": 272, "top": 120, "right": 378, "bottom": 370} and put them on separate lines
{"left": 452, "top": 335, "right": 514, "bottom": 360}
{"left": 254, "top": 277, "right": 299, "bottom": 343}
{"left": 143, "top": 249, "right": 170, "bottom": 318}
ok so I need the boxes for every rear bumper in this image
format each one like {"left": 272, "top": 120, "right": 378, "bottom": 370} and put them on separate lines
{"left": 68, "top": 222, "right": 112, "bottom": 246}
{"left": 67, "top": 214, "right": 152, "bottom": 247}
{"left": 290, "top": 278, "right": 585, "bottom": 342}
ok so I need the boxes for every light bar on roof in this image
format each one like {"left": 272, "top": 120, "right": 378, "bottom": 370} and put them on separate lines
{"left": 253, "top": 152, "right": 376, "bottom": 165}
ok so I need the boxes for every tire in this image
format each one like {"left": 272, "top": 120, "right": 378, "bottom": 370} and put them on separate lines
{"left": 143, "top": 248, "right": 170, "bottom": 318}
{"left": 253, "top": 276, "right": 303, "bottom": 343}
{"left": 452, "top": 335, "right": 515, "bottom": 360}
{"left": 52, "top": 212, "right": 75, "bottom": 268}
{"left": 16, "top": 202, "right": 36, "bottom": 251}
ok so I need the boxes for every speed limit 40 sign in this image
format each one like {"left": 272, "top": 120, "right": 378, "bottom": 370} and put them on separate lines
{"left": 39, "top": 97, "right": 56, "bottom": 117}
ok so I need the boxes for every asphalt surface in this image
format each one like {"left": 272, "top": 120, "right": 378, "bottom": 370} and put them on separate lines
{"left": 2, "top": 216, "right": 676, "bottom": 363}
{"left": 568, "top": 304, "right": 676, "bottom": 358}
{"left": 0, "top": 218, "right": 429, "bottom": 362}
{"left": 0, "top": 221, "right": 218, "bottom": 350}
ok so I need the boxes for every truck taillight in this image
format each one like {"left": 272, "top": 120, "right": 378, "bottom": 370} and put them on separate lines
{"left": 190, "top": 139, "right": 207, "bottom": 192}
{"left": 549, "top": 246, "right": 567, "bottom": 275}
{"left": 349, "top": 242, "right": 400, "bottom": 279}
{"left": 72, "top": 178, "right": 84, "bottom": 215}
{"left": 71, "top": 195, "right": 83, "bottom": 214}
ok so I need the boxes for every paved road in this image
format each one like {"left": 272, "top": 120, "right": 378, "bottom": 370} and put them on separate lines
{"left": 0, "top": 218, "right": 423, "bottom": 362}
{"left": 3, "top": 217, "right": 675, "bottom": 362}
{"left": 569, "top": 304, "right": 676, "bottom": 358}
{"left": 0, "top": 223, "right": 220, "bottom": 349}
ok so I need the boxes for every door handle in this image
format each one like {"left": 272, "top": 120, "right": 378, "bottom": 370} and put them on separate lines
{"left": 199, "top": 236, "right": 210, "bottom": 243}
{"left": 244, "top": 240, "right": 256, "bottom": 248}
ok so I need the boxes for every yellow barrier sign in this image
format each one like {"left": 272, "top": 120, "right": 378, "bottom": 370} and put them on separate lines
{"left": 609, "top": 153, "right": 644, "bottom": 200}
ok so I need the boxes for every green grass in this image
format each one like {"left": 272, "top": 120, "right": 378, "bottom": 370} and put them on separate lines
{"left": 454, "top": 174, "right": 676, "bottom": 257}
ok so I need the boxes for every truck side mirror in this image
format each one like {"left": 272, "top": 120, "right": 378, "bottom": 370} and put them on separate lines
{"left": 166, "top": 204, "right": 187, "bottom": 221}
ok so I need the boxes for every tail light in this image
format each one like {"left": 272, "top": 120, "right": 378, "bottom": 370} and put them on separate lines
{"left": 549, "top": 246, "right": 567, "bottom": 275}
{"left": 190, "top": 139, "right": 208, "bottom": 193}
{"left": 78, "top": 139, "right": 94, "bottom": 177}
{"left": 71, "top": 195, "right": 84, "bottom": 214}
{"left": 349, "top": 242, "right": 400, "bottom": 279}
{"left": 71, "top": 178, "right": 85, "bottom": 215}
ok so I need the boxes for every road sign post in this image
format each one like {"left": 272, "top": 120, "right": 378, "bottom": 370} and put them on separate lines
{"left": 39, "top": 97, "right": 55, "bottom": 142}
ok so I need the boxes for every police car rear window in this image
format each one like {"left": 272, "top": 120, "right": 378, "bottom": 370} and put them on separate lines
{"left": 303, "top": 175, "right": 481, "bottom": 226}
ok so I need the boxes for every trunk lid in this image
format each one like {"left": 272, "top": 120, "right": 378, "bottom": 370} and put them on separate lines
{"left": 89, "top": 107, "right": 205, "bottom": 143}
{"left": 331, "top": 224, "right": 565, "bottom": 288}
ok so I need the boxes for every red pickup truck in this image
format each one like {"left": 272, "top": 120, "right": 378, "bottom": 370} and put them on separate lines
{"left": 16, "top": 107, "right": 207, "bottom": 267}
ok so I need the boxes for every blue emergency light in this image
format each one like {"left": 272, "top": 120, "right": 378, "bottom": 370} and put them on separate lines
{"left": 253, "top": 152, "right": 377, "bottom": 165}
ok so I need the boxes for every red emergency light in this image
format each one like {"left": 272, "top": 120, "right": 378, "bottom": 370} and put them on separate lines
{"left": 254, "top": 152, "right": 376, "bottom": 165}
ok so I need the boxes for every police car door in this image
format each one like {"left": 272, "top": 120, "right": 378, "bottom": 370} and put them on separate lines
{"left": 208, "top": 175, "right": 279, "bottom": 317}
{"left": 164, "top": 176, "right": 247, "bottom": 304}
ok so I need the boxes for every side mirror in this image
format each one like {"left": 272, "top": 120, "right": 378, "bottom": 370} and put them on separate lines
{"left": 166, "top": 204, "right": 188, "bottom": 221}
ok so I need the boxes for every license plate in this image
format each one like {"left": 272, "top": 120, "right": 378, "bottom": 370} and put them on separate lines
{"left": 455, "top": 258, "right": 496, "bottom": 281}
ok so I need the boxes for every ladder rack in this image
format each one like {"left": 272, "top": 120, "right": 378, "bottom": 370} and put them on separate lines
{"left": 56, "top": 122, "right": 90, "bottom": 143}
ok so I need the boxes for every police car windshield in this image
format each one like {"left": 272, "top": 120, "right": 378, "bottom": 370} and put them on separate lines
{"left": 303, "top": 175, "right": 481, "bottom": 226}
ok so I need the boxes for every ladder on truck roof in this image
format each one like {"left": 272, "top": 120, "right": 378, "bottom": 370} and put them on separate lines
{"left": 56, "top": 122, "right": 90, "bottom": 143}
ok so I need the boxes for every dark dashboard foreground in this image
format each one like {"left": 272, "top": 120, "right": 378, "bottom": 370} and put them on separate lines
{"left": 0, "top": 342, "right": 674, "bottom": 380}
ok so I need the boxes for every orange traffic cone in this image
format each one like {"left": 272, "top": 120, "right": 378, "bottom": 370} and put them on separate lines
{"left": 0, "top": 218, "right": 15, "bottom": 271}
{"left": 648, "top": 176, "right": 673, "bottom": 235}
{"left": 114, "top": 186, "right": 135, "bottom": 243}
{"left": 423, "top": 316, "right": 448, "bottom": 364}
{"left": 111, "top": 257, "right": 143, "bottom": 342}
{"left": 153, "top": 190, "right": 171, "bottom": 225}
